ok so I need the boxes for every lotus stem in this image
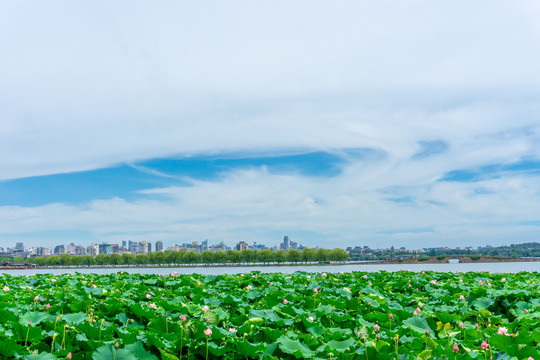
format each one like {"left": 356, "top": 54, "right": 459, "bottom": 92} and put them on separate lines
{"left": 25, "top": 326, "right": 30, "bottom": 348}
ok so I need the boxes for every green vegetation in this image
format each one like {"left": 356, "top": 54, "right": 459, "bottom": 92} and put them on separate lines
{"left": 471, "top": 256, "right": 481, "bottom": 261}
{"left": 436, "top": 256, "right": 446, "bottom": 260}
{"left": 348, "top": 242, "right": 540, "bottom": 262}
{"left": 418, "top": 257, "right": 429, "bottom": 261}
{"left": 1, "top": 270, "right": 538, "bottom": 359}
{"left": 27, "top": 248, "right": 348, "bottom": 268}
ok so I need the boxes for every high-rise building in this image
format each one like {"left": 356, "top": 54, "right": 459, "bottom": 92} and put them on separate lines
{"left": 99, "top": 243, "right": 112, "bottom": 254}
{"left": 87, "top": 243, "right": 99, "bottom": 256}
{"left": 139, "top": 241, "right": 150, "bottom": 254}
{"left": 66, "top": 243, "right": 76, "bottom": 255}
{"left": 155, "top": 241, "right": 163, "bottom": 252}
{"left": 283, "top": 236, "right": 290, "bottom": 251}
{"left": 54, "top": 245, "right": 65, "bottom": 255}
{"left": 236, "top": 241, "right": 249, "bottom": 251}
{"left": 15, "top": 242, "right": 24, "bottom": 251}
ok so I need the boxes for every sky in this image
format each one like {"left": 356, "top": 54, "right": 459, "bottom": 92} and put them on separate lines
{"left": 1, "top": 1, "right": 540, "bottom": 251}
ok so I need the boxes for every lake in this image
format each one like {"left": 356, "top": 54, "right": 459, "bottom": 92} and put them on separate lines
{"left": 1, "top": 261, "right": 538, "bottom": 276}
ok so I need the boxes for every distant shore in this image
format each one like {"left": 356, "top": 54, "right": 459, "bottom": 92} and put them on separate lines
{"left": 2, "top": 255, "right": 539, "bottom": 271}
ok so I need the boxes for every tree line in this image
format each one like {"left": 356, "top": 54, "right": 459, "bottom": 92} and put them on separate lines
{"left": 25, "top": 248, "right": 349, "bottom": 267}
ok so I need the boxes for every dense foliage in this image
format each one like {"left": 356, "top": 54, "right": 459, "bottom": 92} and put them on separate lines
{"left": 0, "top": 270, "right": 539, "bottom": 359}
{"left": 349, "top": 243, "right": 540, "bottom": 261}
{"left": 23, "top": 248, "right": 348, "bottom": 267}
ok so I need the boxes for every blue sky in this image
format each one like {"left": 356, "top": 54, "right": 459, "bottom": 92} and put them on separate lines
{"left": 1, "top": 1, "right": 540, "bottom": 250}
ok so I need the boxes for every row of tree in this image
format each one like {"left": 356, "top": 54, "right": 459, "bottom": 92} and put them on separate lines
{"left": 26, "top": 248, "right": 349, "bottom": 267}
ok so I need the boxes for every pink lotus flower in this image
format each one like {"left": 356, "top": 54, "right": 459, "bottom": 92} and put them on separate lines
{"left": 389, "top": 313, "right": 394, "bottom": 319}
{"left": 202, "top": 305, "right": 209, "bottom": 311}
{"left": 51, "top": 278, "right": 57, "bottom": 283}
{"left": 2, "top": 286, "right": 9, "bottom": 292}
{"left": 459, "top": 322, "right": 464, "bottom": 329}
{"left": 246, "top": 285, "right": 252, "bottom": 290}
{"left": 374, "top": 324, "right": 380, "bottom": 331}
{"left": 459, "top": 295, "right": 465, "bottom": 300}
{"left": 28, "top": 320, "right": 32, "bottom": 326}
{"left": 66, "top": 352, "right": 72, "bottom": 359}
{"left": 46, "top": 303, "right": 50, "bottom": 309}
{"left": 475, "top": 323, "right": 479, "bottom": 329}
{"left": 146, "top": 294, "right": 151, "bottom": 299}
{"left": 497, "top": 327, "right": 509, "bottom": 336}
{"left": 115, "top": 341, "right": 119, "bottom": 348}
{"left": 524, "top": 308, "right": 528, "bottom": 313}
{"left": 363, "top": 275, "right": 368, "bottom": 279}
{"left": 413, "top": 310, "right": 418, "bottom": 316}
{"left": 149, "top": 303, "right": 157, "bottom": 310}
{"left": 283, "top": 299, "right": 288, "bottom": 305}
{"left": 308, "top": 316, "right": 314, "bottom": 322}
{"left": 453, "top": 344, "right": 459, "bottom": 353}
{"left": 204, "top": 328, "right": 212, "bottom": 336}
{"left": 229, "top": 327, "right": 237, "bottom": 333}
{"left": 481, "top": 341, "right": 489, "bottom": 350}
{"left": 180, "top": 315, "right": 186, "bottom": 321}
{"left": 314, "top": 288, "right": 318, "bottom": 293}
{"left": 34, "top": 295, "right": 39, "bottom": 301}
{"left": 269, "top": 282, "right": 273, "bottom": 285}
{"left": 425, "top": 329, "right": 429, "bottom": 335}
{"left": 307, "top": 276, "right": 311, "bottom": 279}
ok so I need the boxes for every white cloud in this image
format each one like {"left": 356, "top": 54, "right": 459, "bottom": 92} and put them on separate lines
{"left": 1, "top": 1, "right": 540, "bottom": 249}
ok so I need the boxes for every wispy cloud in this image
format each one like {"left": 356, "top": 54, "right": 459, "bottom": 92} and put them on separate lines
{"left": 1, "top": 1, "right": 540, "bottom": 249}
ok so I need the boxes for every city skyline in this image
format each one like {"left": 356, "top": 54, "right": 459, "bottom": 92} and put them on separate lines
{"left": 2, "top": 1, "right": 540, "bottom": 250}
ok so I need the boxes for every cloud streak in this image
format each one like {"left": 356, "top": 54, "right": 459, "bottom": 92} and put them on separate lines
{"left": 1, "top": 1, "right": 540, "bottom": 249}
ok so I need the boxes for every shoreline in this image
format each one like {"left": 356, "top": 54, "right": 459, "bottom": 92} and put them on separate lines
{"left": 1, "top": 256, "right": 538, "bottom": 271}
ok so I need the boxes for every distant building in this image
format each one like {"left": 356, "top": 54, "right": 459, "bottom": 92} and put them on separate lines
{"left": 35, "top": 247, "right": 49, "bottom": 256}
{"left": 128, "top": 241, "right": 139, "bottom": 253}
{"left": 15, "top": 242, "right": 24, "bottom": 251}
{"left": 66, "top": 243, "right": 76, "bottom": 255}
{"left": 236, "top": 241, "right": 249, "bottom": 251}
{"left": 75, "top": 245, "right": 85, "bottom": 255}
{"left": 210, "top": 242, "right": 227, "bottom": 252}
{"left": 99, "top": 243, "right": 112, "bottom": 254}
{"left": 155, "top": 241, "right": 163, "bottom": 252}
{"left": 139, "top": 241, "right": 151, "bottom": 254}
{"left": 54, "top": 245, "right": 65, "bottom": 255}
{"left": 280, "top": 236, "right": 290, "bottom": 251}
{"left": 87, "top": 243, "right": 99, "bottom": 256}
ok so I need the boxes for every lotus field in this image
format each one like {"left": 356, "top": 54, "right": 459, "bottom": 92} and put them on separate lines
{"left": 0, "top": 270, "right": 539, "bottom": 359}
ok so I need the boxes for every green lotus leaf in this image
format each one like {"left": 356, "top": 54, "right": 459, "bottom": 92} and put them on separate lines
{"left": 472, "top": 297, "right": 494, "bottom": 309}
{"left": 24, "top": 353, "right": 58, "bottom": 360}
{"left": 277, "top": 335, "right": 316, "bottom": 359}
{"left": 92, "top": 344, "right": 133, "bottom": 360}
{"left": 208, "top": 342, "right": 228, "bottom": 357}
{"left": 403, "top": 316, "right": 432, "bottom": 334}
{"left": 324, "top": 338, "right": 356, "bottom": 353}
{"left": 158, "top": 348, "right": 180, "bottom": 360}
{"left": 62, "top": 312, "right": 88, "bottom": 325}
{"left": 125, "top": 341, "right": 159, "bottom": 360}
{"left": 235, "top": 340, "right": 263, "bottom": 357}
{"left": 19, "top": 312, "right": 49, "bottom": 326}
{"left": 417, "top": 349, "right": 432, "bottom": 360}
{"left": 0, "top": 340, "right": 24, "bottom": 358}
